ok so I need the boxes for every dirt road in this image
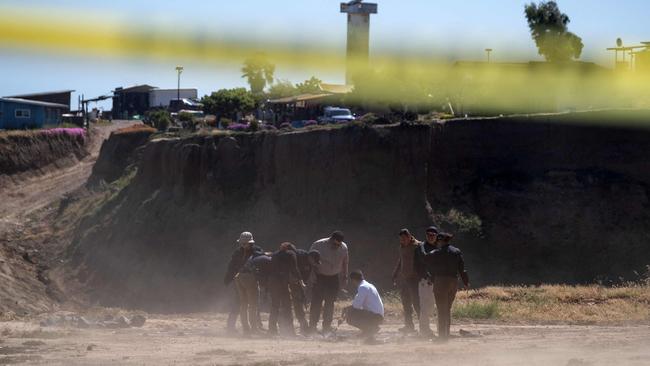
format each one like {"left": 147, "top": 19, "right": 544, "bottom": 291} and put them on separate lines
{"left": 0, "top": 120, "right": 138, "bottom": 229}
{"left": 0, "top": 314, "right": 648, "bottom": 365}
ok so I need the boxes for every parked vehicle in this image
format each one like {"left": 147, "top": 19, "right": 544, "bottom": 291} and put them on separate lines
{"left": 319, "top": 107, "right": 355, "bottom": 124}
{"left": 168, "top": 98, "right": 203, "bottom": 113}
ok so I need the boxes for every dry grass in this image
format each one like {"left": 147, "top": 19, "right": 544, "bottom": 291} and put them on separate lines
{"left": 112, "top": 125, "right": 156, "bottom": 135}
{"left": 382, "top": 285, "right": 650, "bottom": 325}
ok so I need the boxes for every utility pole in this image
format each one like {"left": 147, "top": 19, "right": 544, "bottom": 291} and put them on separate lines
{"left": 485, "top": 48, "right": 493, "bottom": 63}
{"left": 175, "top": 65, "right": 184, "bottom": 101}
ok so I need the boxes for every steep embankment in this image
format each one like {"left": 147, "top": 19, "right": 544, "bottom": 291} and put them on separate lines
{"left": 69, "top": 111, "right": 650, "bottom": 312}
{"left": 0, "top": 122, "right": 138, "bottom": 318}
{"left": 0, "top": 129, "right": 88, "bottom": 188}
{"left": 87, "top": 125, "right": 156, "bottom": 187}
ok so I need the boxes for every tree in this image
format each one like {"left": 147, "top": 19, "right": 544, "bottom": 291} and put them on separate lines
{"left": 146, "top": 110, "right": 172, "bottom": 131}
{"left": 296, "top": 76, "right": 322, "bottom": 94}
{"left": 524, "top": 1, "right": 584, "bottom": 62}
{"left": 241, "top": 54, "right": 275, "bottom": 94}
{"left": 201, "top": 88, "right": 256, "bottom": 120}
{"left": 267, "top": 80, "right": 297, "bottom": 99}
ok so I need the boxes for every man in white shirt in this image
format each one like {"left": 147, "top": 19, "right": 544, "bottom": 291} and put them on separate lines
{"left": 308, "top": 231, "right": 349, "bottom": 334}
{"left": 344, "top": 270, "right": 384, "bottom": 341}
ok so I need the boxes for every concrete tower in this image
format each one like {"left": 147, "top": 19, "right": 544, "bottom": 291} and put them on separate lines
{"left": 341, "top": 0, "right": 378, "bottom": 85}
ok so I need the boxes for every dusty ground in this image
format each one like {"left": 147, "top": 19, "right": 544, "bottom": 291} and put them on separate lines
{"left": 0, "top": 313, "right": 649, "bottom": 366}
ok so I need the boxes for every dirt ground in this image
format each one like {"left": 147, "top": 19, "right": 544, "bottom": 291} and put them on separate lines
{"left": 0, "top": 313, "right": 648, "bottom": 366}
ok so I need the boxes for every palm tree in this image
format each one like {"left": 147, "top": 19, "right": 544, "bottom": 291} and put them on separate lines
{"left": 241, "top": 55, "right": 275, "bottom": 94}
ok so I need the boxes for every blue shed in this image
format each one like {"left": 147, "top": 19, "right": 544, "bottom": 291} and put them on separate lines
{"left": 0, "top": 97, "right": 67, "bottom": 130}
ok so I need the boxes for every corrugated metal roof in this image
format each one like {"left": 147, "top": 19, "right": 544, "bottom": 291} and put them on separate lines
{"left": 0, "top": 97, "right": 68, "bottom": 108}
{"left": 5, "top": 90, "right": 75, "bottom": 98}
{"left": 268, "top": 93, "right": 333, "bottom": 104}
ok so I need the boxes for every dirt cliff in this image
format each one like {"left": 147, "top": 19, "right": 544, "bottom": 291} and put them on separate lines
{"left": 87, "top": 125, "right": 155, "bottom": 187}
{"left": 69, "top": 111, "right": 650, "bottom": 311}
{"left": 0, "top": 129, "right": 88, "bottom": 188}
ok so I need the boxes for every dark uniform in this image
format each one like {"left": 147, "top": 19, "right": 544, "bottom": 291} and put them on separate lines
{"left": 223, "top": 244, "right": 263, "bottom": 330}
{"left": 423, "top": 243, "right": 469, "bottom": 339}
{"left": 268, "top": 249, "right": 301, "bottom": 335}
{"left": 291, "top": 249, "right": 313, "bottom": 332}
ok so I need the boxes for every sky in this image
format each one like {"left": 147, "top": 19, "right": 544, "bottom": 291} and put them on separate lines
{"left": 0, "top": 0, "right": 648, "bottom": 110}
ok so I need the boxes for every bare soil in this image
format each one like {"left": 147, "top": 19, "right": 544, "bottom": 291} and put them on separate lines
{"left": 0, "top": 121, "right": 140, "bottom": 317}
{"left": 0, "top": 121, "right": 137, "bottom": 227}
{"left": 0, "top": 314, "right": 648, "bottom": 365}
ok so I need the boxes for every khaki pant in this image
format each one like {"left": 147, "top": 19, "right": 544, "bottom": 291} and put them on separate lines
{"left": 235, "top": 273, "right": 259, "bottom": 332}
{"left": 433, "top": 276, "right": 458, "bottom": 339}
{"left": 418, "top": 279, "right": 435, "bottom": 335}
{"left": 398, "top": 278, "right": 420, "bottom": 329}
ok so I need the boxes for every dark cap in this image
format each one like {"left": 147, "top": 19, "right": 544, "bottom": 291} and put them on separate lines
{"left": 399, "top": 228, "right": 411, "bottom": 236}
{"left": 331, "top": 231, "right": 345, "bottom": 241}
{"left": 438, "top": 232, "right": 454, "bottom": 242}
{"left": 308, "top": 249, "right": 321, "bottom": 264}
{"left": 426, "top": 226, "right": 439, "bottom": 234}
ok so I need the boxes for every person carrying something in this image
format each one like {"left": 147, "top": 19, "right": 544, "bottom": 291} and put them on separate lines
{"left": 268, "top": 242, "right": 304, "bottom": 336}
{"left": 413, "top": 226, "right": 439, "bottom": 338}
{"left": 291, "top": 247, "right": 321, "bottom": 334}
{"left": 236, "top": 251, "right": 272, "bottom": 336}
{"left": 392, "top": 228, "right": 422, "bottom": 334}
{"left": 308, "top": 231, "right": 349, "bottom": 335}
{"left": 424, "top": 232, "right": 470, "bottom": 340}
{"left": 344, "top": 270, "right": 384, "bottom": 343}
{"left": 223, "top": 231, "right": 263, "bottom": 333}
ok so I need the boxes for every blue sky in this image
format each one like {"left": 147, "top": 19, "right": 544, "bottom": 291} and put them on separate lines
{"left": 1, "top": 0, "right": 648, "bottom": 110}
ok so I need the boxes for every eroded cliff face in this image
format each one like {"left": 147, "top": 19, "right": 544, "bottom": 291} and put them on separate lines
{"left": 429, "top": 111, "right": 650, "bottom": 285}
{"left": 0, "top": 130, "right": 87, "bottom": 187}
{"left": 70, "top": 112, "right": 650, "bottom": 311}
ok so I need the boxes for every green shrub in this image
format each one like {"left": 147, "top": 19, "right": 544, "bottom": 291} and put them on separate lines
{"left": 452, "top": 301, "right": 500, "bottom": 319}
{"left": 220, "top": 118, "right": 232, "bottom": 129}
{"left": 147, "top": 110, "right": 172, "bottom": 131}
{"left": 178, "top": 112, "right": 194, "bottom": 123}
{"left": 249, "top": 119, "right": 260, "bottom": 132}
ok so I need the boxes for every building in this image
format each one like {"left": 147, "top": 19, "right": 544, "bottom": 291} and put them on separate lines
{"left": 112, "top": 85, "right": 156, "bottom": 120}
{"left": 341, "top": 0, "right": 378, "bottom": 84}
{"left": 267, "top": 93, "right": 338, "bottom": 123}
{"left": 4, "top": 90, "right": 74, "bottom": 112}
{"left": 0, "top": 97, "right": 67, "bottom": 129}
{"left": 112, "top": 85, "right": 199, "bottom": 119}
{"left": 150, "top": 88, "right": 198, "bottom": 109}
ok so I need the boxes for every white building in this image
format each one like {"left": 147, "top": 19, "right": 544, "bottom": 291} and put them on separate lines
{"left": 149, "top": 89, "right": 198, "bottom": 109}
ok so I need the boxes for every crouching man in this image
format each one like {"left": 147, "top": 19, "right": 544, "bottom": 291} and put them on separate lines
{"left": 344, "top": 270, "right": 384, "bottom": 342}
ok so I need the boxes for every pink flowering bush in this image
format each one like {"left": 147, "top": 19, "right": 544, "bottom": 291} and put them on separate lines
{"left": 41, "top": 128, "right": 86, "bottom": 138}
{"left": 226, "top": 123, "right": 249, "bottom": 131}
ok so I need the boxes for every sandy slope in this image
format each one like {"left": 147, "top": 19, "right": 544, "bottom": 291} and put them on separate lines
{"left": 0, "top": 314, "right": 648, "bottom": 365}
{"left": 0, "top": 121, "right": 137, "bottom": 227}
{"left": 0, "top": 121, "right": 139, "bottom": 317}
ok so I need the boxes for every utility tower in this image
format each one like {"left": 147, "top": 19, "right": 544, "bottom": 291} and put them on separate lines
{"left": 340, "top": 0, "right": 378, "bottom": 85}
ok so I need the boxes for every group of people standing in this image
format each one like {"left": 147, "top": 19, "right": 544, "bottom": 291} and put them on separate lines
{"left": 223, "top": 226, "right": 469, "bottom": 341}
{"left": 393, "top": 226, "right": 469, "bottom": 339}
